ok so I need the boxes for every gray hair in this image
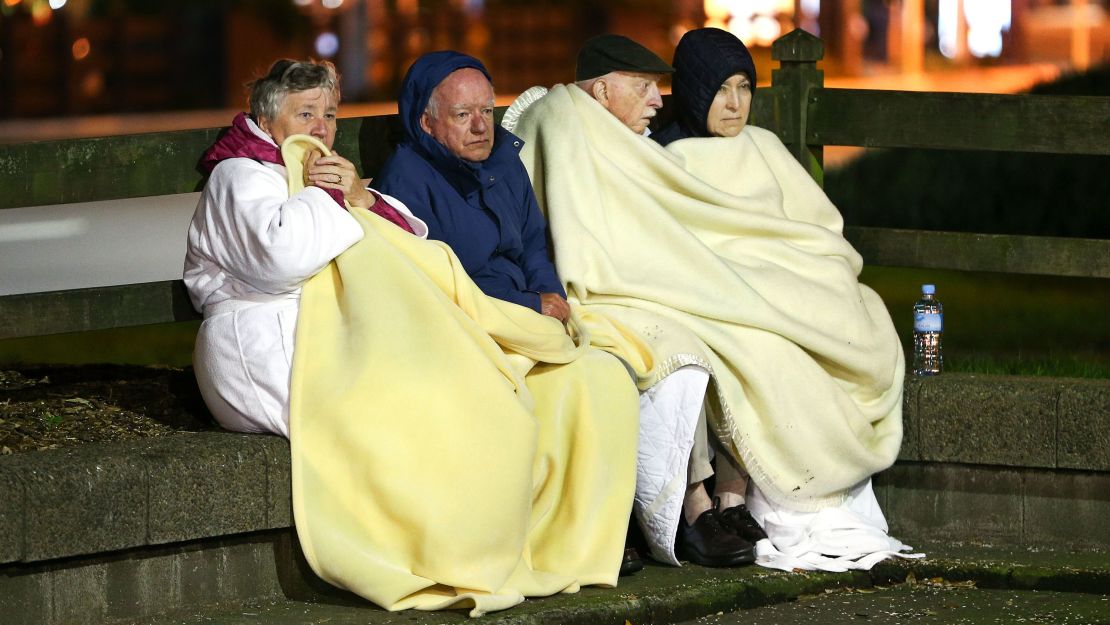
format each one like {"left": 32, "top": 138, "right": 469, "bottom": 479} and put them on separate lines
{"left": 248, "top": 59, "right": 340, "bottom": 122}
{"left": 424, "top": 88, "right": 441, "bottom": 120}
{"left": 423, "top": 68, "right": 494, "bottom": 121}
{"left": 575, "top": 77, "right": 601, "bottom": 94}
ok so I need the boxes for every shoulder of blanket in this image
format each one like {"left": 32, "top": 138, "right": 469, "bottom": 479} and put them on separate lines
{"left": 515, "top": 84, "right": 575, "bottom": 132}
{"left": 502, "top": 85, "right": 549, "bottom": 133}
{"left": 743, "top": 125, "right": 813, "bottom": 175}
{"left": 744, "top": 125, "right": 787, "bottom": 151}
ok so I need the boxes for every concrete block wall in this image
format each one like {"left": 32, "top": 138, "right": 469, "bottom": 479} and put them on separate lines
{"left": 875, "top": 464, "right": 1110, "bottom": 548}
{"left": 0, "top": 534, "right": 292, "bottom": 625}
{"left": 0, "top": 372, "right": 1106, "bottom": 625}
{"left": 0, "top": 432, "right": 291, "bottom": 565}
{"left": 881, "top": 373, "right": 1109, "bottom": 548}
{"left": 898, "top": 374, "right": 1109, "bottom": 470}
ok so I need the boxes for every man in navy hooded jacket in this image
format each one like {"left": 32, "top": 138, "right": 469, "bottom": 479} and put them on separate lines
{"left": 376, "top": 51, "right": 570, "bottom": 322}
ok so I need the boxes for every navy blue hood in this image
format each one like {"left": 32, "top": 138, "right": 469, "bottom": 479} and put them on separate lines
{"left": 656, "top": 28, "right": 756, "bottom": 146}
{"left": 398, "top": 50, "right": 499, "bottom": 169}
{"left": 377, "top": 51, "right": 565, "bottom": 312}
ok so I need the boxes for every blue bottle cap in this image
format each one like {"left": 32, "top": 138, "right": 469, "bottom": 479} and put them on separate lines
{"left": 922, "top": 284, "right": 936, "bottom": 295}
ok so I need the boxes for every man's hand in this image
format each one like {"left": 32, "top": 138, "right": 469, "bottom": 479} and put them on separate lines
{"left": 540, "top": 292, "right": 570, "bottom": 323}
{"left": 306, "top": 152, "right": 374, "bottom": 208}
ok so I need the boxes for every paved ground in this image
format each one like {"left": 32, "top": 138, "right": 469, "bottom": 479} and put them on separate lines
{"left": 676, "top": 584, "right": 1110, "bottom": 625}
{"left": 114, "top": 541, "right": 1109, "bottom": 625}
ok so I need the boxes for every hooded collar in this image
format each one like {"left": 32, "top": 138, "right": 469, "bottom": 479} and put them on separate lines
{"left": 397, "top": 50, "right": 523, "bottom": 194}
{"left": 199, "top": 112, "right": 345, "bottom": 207}
{"left": 199, "top": 113, "right": 281, "bottom": 174}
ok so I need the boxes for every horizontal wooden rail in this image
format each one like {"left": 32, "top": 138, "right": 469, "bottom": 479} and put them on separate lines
{"left": 845, "top": 226, "right": 1110, "bottom": 278}
{"left": 4, "top": 90, "right": 1102, "bottom": 212}
{"left": 2, "top": 227, "right": 1106, "bottom": 340}
{"left": 0, "top": 115, "right": 406, "bottom": 210}
{"left": 809, "top": 89, "right": 1110, "bottom": 155}
{"left": 0, "top": 100, "right": 792, "bottom": 212}
{"left": 0, "top": 281, "right": 199, "bottom": 339}
{"left": 0, "top": 129, "right": 218, "bottom": 210}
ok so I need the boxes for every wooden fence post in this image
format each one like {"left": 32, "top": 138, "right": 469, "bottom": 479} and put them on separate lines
{"left": 771, "top": 29, "right": 825, "bottom": 185}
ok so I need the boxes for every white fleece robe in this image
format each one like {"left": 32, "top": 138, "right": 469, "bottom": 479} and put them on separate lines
{"left": 183, "top": 120, "right": 427, "bottom": 436}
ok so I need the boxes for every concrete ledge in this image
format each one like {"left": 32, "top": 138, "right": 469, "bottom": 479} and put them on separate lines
{"left": 2, "top": 372, "right": 1107, "bottom": 568}
{"left": 7, "top": 538, "right": 1097, "bottom": 625}
{"left": 0, "top": 432, "right": 291, "bottom": 565}
{"left": 0, "top": 530, "right": 297, "bottom": 625}
{"left": 899, "top": 373, "right": 1110, "bottom": 471}
{"left": 875, "top": 462, "right": 1110, "bottom": 548}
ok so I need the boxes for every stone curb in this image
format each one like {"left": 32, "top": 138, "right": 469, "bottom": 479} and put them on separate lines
{"left": 2, "top": 373, "right": 1107, "bottom": 567}
{"left": 0, "top": 432, "right": 290, "bottom": 565}
{"left": 116, "top": 542, "right": 1109, "bottom": 625}
{"left": 899, "top": 373, "right": 1110, "bottom": 470}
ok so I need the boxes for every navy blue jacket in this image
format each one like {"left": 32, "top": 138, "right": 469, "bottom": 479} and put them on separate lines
{"left": 375, "top": 51, "right": 564, "bottom": 312}
{"left": 654, "top": 28, "right": 757, "bottom": 146}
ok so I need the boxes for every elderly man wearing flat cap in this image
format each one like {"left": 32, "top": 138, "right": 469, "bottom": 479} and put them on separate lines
{"left": 573, "top": 34, "right": 674, "bottom": 135}
{"left": 501, "top": 34, "right": 760, "bottom": 571}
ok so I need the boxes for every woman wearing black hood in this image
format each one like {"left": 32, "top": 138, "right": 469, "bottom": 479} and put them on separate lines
{"left": 649, "top": 26, "right": 772, "bottom": 561}
{"left": 654, "top": 27, "right": 757, "bottom": 146}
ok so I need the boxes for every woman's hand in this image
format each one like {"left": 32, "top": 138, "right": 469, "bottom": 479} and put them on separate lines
{"left": 301, "top": 148, "right": 322, "bottom": 189}
{"left": 305, "top": 152, "right": 374, "bottom": 208}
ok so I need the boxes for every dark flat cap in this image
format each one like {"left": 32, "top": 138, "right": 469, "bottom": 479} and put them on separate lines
{"left": 575, "top": 34, "right": 674, "bottom": 81}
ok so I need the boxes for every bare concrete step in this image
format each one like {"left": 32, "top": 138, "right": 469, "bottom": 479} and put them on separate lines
{"left": 671, "top": 586, "right": 1110, "bottom": 625}
{"left": 2, "top": 372, "right": 1106, "bottom": 568}
{"left": 899, "top": 374, "right": 1110, "bottom": 471}
{"left": 107, "top": 541, "right": 1109, "bottom": 625}
{"left": 1, "top": 370, "right": 1107, "bottom": 625}
{"left": 875, "top": 463, "right": 1110, "bottom": 549}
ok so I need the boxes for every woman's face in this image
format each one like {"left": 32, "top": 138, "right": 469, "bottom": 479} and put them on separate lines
{"left": 705, "top": 73, "right": 752, "bottom": 138}
{"left": 259, "top": 86, "right": 337, "bottom": 148}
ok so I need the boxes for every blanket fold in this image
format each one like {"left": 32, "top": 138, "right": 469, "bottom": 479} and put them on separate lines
{"left": 281, "top": 135, "right": 640, "bottom": 616}
{"left": 513, "top": 85, "right": 904, "bottom": 513}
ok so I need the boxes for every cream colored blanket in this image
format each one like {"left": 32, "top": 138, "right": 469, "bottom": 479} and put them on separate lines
{"left": 514, "top": 85, "right": 904, "bottom": 512}
{"left": 281, "top": 135, "right": 639, "bottom": 616}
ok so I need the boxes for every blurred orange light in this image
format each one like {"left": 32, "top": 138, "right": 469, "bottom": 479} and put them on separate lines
{"left": 80, "top": 71, "right": 105, "bottom": 98}
{"left": 3, "top": 0, "right": 22, "bottom": 7}
{"left": 32, "top": 2, "right": 52, "bottom": 25}
{"left": 72, "top": 37, "right": 91, "bottom": 60}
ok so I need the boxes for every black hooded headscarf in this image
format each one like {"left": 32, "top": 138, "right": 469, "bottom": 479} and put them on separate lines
{"left": 653, "top": 28, "right": 757, "bottom": 146}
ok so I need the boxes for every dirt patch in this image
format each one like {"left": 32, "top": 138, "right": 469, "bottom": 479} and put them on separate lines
{"left": 0, "top": 366, "right": 217, "bottom": 455}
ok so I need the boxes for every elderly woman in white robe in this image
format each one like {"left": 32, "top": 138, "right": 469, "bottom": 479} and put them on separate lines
{"left": 184, "top": 60, "right": 426, "bottom": 436}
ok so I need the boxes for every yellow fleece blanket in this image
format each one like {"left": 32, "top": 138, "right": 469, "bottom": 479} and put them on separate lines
{"left": 280, "top": 135, "right": 639, "bottom": 615}
{"left": 513, "top": 85, "right": 904, "bottom": 512}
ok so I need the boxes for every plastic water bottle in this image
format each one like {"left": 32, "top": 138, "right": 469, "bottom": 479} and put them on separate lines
{"left": 912, "top": 284, "right": 943, "bottom": 376}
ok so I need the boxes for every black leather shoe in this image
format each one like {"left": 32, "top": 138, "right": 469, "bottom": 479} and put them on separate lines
{"left": 678, "top": 508, "right": 755, "bottom": 567}
{"left": 619, "top": 547, "right": 643, "bottom": 576}
{"left": 718, "top": 503, "right": 769, "bottom": 544}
